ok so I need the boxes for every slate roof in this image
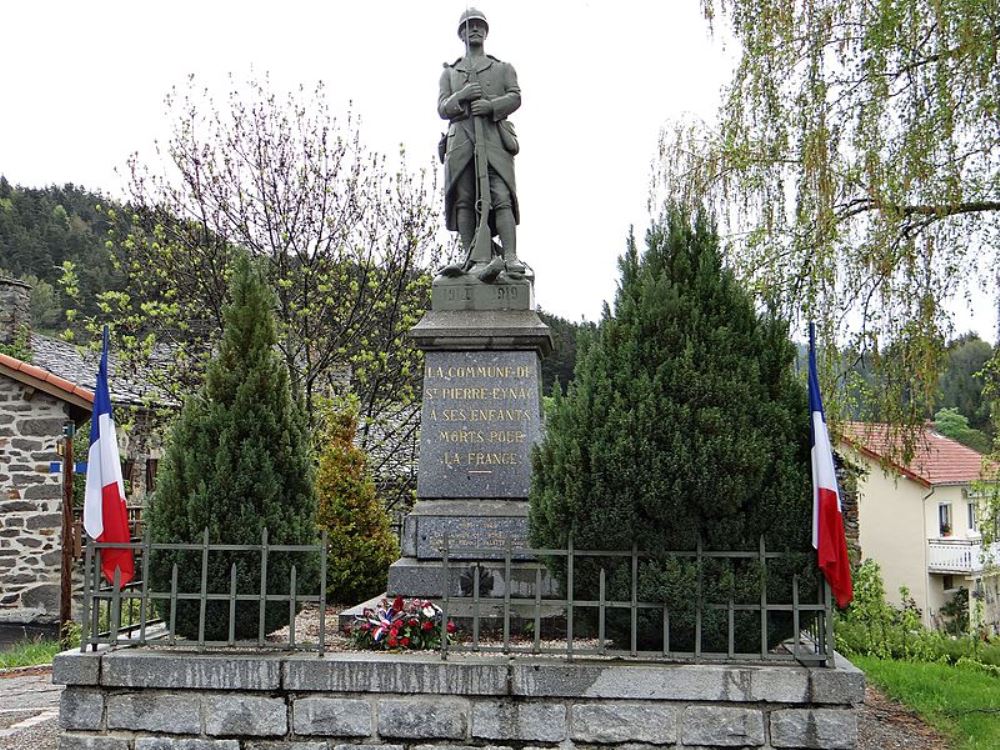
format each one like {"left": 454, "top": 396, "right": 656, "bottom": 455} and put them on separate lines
{"left": 840, "top": 421, "right": 991, "bottom": 487}
{"left": 29, "top": 333, "right": 171, "bottom": 407}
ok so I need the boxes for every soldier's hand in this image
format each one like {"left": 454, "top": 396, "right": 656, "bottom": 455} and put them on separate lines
{"left": 470, "top": 98, "right": 493, "bottom": 116}
{"left": 459, "top": 83, "right": 483, "bottom": 102}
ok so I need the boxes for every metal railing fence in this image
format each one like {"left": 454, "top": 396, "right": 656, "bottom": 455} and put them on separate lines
{"left": 81, "top": 528, "right": 327, "bottom": 654}
{"left": 438, "top": 535, "right": 835, "bottom": 667}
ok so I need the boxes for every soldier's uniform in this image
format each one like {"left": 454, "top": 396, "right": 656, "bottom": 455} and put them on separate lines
{"left": 438, "top": 54, "right": 521, "bottom": 234}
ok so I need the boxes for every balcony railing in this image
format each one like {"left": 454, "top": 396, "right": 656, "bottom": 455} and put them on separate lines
{"left": 927, "top": 538, "right": 1000, "bottom": 574}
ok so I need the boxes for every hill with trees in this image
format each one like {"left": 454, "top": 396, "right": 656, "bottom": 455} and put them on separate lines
{"left": 0, "top": 177, "right": 123, "bottom": 332}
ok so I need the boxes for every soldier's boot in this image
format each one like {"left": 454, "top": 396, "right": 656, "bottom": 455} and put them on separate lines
{"left": 496, "top": 208, "right": 525, "bottom": 276}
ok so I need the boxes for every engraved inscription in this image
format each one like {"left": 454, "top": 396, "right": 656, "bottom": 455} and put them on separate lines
{"left": 417, "top": 351, "right": 541, "bottom": 498}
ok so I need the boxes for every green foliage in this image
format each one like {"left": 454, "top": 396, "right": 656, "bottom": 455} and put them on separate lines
{"left": 529, "top": 207, "right": 815, "bottom": 651}
{"left": 934, "top": 408, "right": 991, "bottom": 454}
{"left": 854, "top": 656, "right": 1000, "bottom": 750}
{"left": 146, "top": 255, "right": 316, "bottom": 640}
{"left": 940, "top": 587, "right": 971, "bottom": 636}
{"left": 0, "top": 637, "right": 62, "bottom": 669}
{"left": 833, "top": 559, "right": 1000, "bottom": 668}
{"left": 315, "top": 397, "right": 399, "bottom": 604}
{"left": 70, "top": 77, "right": 441, "bottom": 512}
{"left": 655, "top": 0, "right": 1000, "bottom": 443}
{"left": 938, "top": 334, "right": 994, "bottom": 438}
{"left": 537, "top": 308, "right": 594, "bottom": 394}
{"left": 0, "top": 178, "right": 122, "bottom": 331}
{"left": 0, "top": 323, "right": 32, "bottom": 361}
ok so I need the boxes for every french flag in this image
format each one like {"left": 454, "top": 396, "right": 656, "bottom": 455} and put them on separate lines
{"left": 808, "top": 323, "right": 853, "bottom": 608}
{"left": 82, "top": 326, "right": 134, "bottom": 586}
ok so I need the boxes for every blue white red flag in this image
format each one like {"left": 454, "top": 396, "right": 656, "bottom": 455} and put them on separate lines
{"left": 82, "top": 326, "right": 134, "bottom": 586}
{"left": 808, "top": 323, "right": 853, "bottom": 608}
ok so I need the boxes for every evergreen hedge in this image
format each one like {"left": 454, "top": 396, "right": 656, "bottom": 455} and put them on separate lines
{"left": 529, "top": 207, "right": 816, "bottom": 651}
{"left": 146, "top": 255, "right": 317, "bottom": 640}
{"left": 315, "top": 399, "right": 399, "bottom": 604}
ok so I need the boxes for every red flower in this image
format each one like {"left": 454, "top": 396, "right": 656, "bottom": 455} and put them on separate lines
{"left": 401, "top": 637, "right": 411, "bottom": 647}
{"left": 359, "top": 623, "right": 370, "bottom": 631}
{"left": 409, "top": 618, "right": 419, "bottom": 627}
{"left": 446, "top": 621, "right": 456, "bottom": 633}
{"left": 388, "top": 636, "right": 398, "bottom": 647}
{"left": 422, "top": 620, "right": 434, "bottom": 632}
{"left": 392, "top": 595, "right": 405, "bottom": 612}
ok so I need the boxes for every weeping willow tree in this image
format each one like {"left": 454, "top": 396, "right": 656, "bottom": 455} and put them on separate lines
{"left": 654, "top": 0, "right": 999, "bottom": 454}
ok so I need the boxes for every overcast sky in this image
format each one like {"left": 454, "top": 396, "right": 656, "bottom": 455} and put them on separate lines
{"left": 2, "top": 1, "right": 995, "bottom": 341}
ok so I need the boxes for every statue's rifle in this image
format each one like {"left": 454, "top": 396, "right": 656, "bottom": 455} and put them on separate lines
{"left": 461, "top": 16, "right": 493, "bottom": 269}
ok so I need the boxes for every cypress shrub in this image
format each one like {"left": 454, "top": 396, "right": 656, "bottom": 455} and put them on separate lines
{"left": 529, "top": 206, "right": 816, "bottom": 652}
{"left": 146, "top": 254, "right": 317, "bottom": 640}
{"left": 315, "top": 399, "right": 399, "bottom": 603}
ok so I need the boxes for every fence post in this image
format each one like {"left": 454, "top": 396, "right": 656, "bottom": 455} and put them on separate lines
{"left": 109, "top": 567, "right": 122, "bottom": 647}
{"left": 197, "top": 528, "right": 209, "bottom": 651}
{"left": 759, "top": 536, "right": 768, "bottom": 659}
{"left": 80, "top": 535, "right": 92, "bottom": 653}
{"left": 289, "top": 564, "right": 297, "bottom": 650}
{"left": 258, "top": 528, "right": 269, "bottom": 647}
{"left": 630, "top": 542, "right": 638, "bottom": 657}
{"left": 503, "top": 537, "right": 512, "bottom": 653}
{"left": 228, "top": 563, "right": 238, "bottom": 646}
{"left": 169, "top": 563, "right": 178, "bottom": 646}
{"left": 566, "top": 534, "right": 574, "bottom": 658}
{"left": 318, "top": 530, "right": 327, "bottom": 657}
{"left": 440, "top": 533, "right": 450, "bottom": 661}
{"left": 824, "top": 579, "right": 835, "bottom": 667}
{"left": 792, "top": 573, "right": 801, "bottom": 659}
{"left": 695, "top": 536, "right": 703, "bottom": 658}
{"left": 139, "top": 528, "right": 151, "bottom": 645}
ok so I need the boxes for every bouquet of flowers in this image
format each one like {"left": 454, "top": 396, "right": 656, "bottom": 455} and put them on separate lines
{"left": 349, "top": 596, "right": 456, "bottom": 650}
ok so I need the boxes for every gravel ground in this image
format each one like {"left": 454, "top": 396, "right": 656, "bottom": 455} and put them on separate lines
{"left": 857, "top": 685, "right": 951, "bottom": 750}
{"left": 0, "top": 667, "right": 61, "bottom": 750}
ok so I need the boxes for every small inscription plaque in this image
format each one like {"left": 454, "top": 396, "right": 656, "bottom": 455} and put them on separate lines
{"left": 416, "top": 516, "right": 532, "bottom": 560}
{"left": 417, "top": 350, "right": 541, "bottom": 498}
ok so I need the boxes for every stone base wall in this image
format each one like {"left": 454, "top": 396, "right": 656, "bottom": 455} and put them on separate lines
{"left": 0, "top": 376, "right": 72, "bottom": 623}
{"left": 54, "top": 649, "right": 864, "bottom": 750}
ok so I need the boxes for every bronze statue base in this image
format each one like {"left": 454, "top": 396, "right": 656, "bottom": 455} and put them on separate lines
{"left": 431, "top": 262, "right": 534, "bottom": 311}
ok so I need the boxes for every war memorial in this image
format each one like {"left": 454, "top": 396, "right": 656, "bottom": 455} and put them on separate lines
{"left": 54, "top": 10, "right": 864, "bottom": 750}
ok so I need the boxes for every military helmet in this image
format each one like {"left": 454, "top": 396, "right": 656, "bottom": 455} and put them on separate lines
{"left": 457, "top": 7, "right": 489, "bottom": 37}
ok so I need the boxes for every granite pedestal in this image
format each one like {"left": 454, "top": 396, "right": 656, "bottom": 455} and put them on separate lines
{"left": 386, "top": 276, "right": 553, "bottom": 601}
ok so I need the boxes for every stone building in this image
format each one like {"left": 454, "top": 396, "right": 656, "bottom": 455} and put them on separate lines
{"left": 0, "top": 277, "right": 167, "bottom": 624}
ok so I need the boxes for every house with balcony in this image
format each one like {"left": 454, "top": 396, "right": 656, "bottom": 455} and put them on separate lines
{"left": 840, "top": 422, "right": 999, "bottom": 633}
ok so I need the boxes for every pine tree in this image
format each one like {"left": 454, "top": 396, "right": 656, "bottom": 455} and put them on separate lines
{"left": 529, "top": 206, "right": 815, "bottom": 651}
{"left": 146, "top": 254, "right": 316, "bottom": 640}
{"left": 315, "top": 399, "right": 399, "bottom": 604}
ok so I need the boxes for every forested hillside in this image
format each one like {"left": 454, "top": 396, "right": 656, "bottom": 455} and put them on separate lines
{"left": 0, "top": 176, "right": 122, "bottom": 332}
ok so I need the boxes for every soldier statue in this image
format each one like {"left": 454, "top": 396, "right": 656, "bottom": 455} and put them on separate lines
{"left": 438, "top": 8, "right": 524, "bottom": 282}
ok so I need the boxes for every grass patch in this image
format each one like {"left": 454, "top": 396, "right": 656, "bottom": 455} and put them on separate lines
{"left": 0, "top": 638, "right": 62, "bottom": 669}
{"left": 854, "top": 655, "right": 1000, "bottom": 750}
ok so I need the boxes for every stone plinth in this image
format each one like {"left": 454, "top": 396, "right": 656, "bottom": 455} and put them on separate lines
{"left": 54, "top": 648, "right": 865, "bottom": 750}
{"left": 387, "top": 306, "right": 552, "bottom": 600}
{"left": 431, "top": 273, "right": 534, "bottom": 312}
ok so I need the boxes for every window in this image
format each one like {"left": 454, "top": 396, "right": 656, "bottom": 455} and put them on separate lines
{"left": 943, "top": 575, "right": 955, "bottom": 591}
{"left": 968, "top": 502, "right": 978, "bottom": 532}
{"left": 938, "top": 503, "right": 953, "bottom": 537}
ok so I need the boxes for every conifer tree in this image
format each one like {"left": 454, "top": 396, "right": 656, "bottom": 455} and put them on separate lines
{"left": 315, "top": 399, "right": 399, "bottom": 603}
{"left": 530, "top": 206, "right": 815, "bottom": 650}
{"left": 147, "top": 254, "right": 316, "bottom": 640}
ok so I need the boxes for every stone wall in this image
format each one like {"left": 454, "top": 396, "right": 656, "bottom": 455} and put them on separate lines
{"left": 54, "top": 649, "right": 864, "bottom": 750}
{"left": 0, "top": 375, "right": 71, "bottom": 622}
{"left": 0, "top": 276, "right": 31, "bottom": 346}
